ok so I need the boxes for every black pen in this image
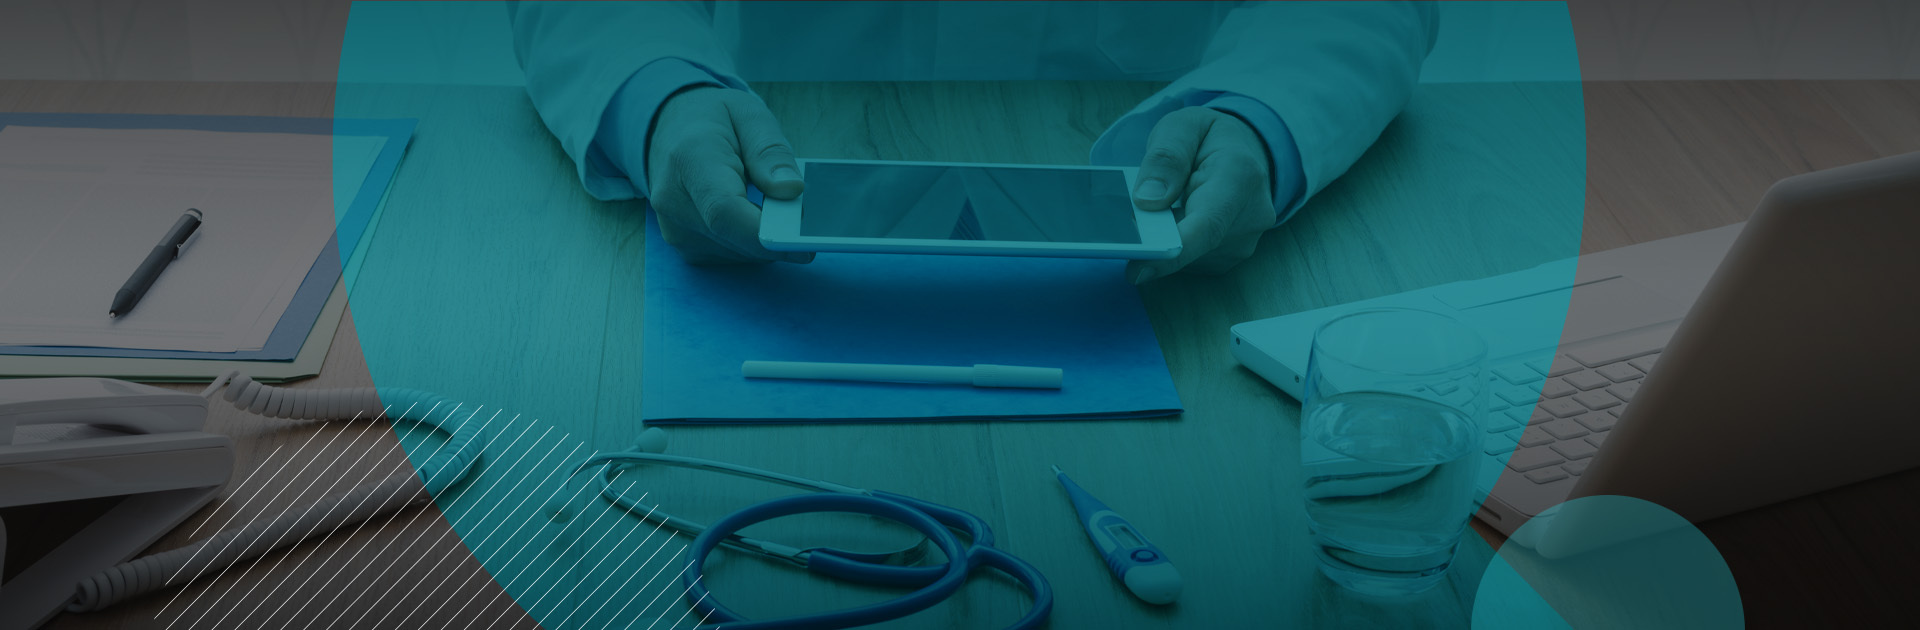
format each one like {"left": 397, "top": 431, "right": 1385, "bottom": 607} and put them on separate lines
{"left": 109, "top": 208, "right": 203, "bottom": 318}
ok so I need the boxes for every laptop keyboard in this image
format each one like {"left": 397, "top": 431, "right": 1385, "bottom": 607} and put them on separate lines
{"left": 1478, "top": 349, "right": 1662, "bottom": 484}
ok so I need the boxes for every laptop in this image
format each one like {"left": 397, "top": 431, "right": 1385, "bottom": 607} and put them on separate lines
{"left": 1232, "top": 150, "right": 1920, "bottom": 554}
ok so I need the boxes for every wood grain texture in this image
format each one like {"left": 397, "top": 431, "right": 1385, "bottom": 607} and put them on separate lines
{"left": 6, "top": 79, "right": 1915, "bottom": 629}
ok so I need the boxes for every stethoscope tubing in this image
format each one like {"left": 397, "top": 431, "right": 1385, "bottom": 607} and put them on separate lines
{"left": 574, "top": 452, "right": 1052, "bottom": 629}
{"left": 582, "top": 452, "right": 930, "bottom": 567}
{"left": 683, "top": 492, "right": 974, "bottom": 629}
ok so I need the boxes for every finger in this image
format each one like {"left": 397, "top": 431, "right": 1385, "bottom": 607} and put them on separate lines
{"left": 1184, "top": 231, "right": 1262, "bottom": 276}
{"left": 708, "top": 195, "right": 814, "bottom": 264}
{"left": 726, "top": 94, "right": 805, "bottom": 200}
{"left": 1130, "top": 177, "right": 1246, "bottom": 284}
{"left": 678, "top": 241, "right": 765, "bottom": 266}
{"left": 681, "top": 156, "right": 811, "bottom": 264}
{"left": 1133, "top": 108, "right": 1214, "bottom": 211}
{"left": 658, "top": 214, "right": 756, "bottom": 265}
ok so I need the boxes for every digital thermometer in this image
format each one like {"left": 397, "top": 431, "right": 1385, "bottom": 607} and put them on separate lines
{"left": 1052, "top": 465, "right": 1183, "bottom": 605}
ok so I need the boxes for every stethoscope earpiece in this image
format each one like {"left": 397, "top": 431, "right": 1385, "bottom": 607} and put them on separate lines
{"left": 544, "top": 487, "right": 578, "bottom": 523}
{"left": 635, "top": 427, "right": 668, "bottom": 454}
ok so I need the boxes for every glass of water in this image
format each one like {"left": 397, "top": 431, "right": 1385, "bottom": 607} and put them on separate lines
{"left": 1301, "top": 308, "right": 1487, "bottom": 596}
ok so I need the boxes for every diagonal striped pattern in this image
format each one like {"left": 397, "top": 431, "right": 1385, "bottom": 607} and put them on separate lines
{"left": 142, "top": 400, "right": 726, "bottom": 629}
{"left": 157, "top": 412, "right": 372, "bottom": 624}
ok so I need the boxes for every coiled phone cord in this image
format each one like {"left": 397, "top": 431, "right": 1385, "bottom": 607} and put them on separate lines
{"left": 66, "top": 372, "right": 486, "bottom": 612}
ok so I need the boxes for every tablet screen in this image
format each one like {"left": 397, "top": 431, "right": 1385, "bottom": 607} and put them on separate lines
{"left": 799, "top": 162, "right": 1140, "bottom": 244}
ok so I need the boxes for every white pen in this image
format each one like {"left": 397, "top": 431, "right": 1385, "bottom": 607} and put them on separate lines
{"left": 741, "top": 360, "right": 1063, "bottom": 389}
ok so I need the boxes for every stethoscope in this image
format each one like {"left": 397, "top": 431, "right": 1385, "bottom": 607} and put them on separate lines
{"left": 546, "top": 429, "right": 1052, "bottom": 630}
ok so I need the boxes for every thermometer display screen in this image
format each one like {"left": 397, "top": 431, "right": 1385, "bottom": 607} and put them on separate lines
{"left": 1106, "top": 523, "right": 1143, "bottom": 548}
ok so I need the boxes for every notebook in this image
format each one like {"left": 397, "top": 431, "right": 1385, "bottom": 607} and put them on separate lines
{"left": 0, "top": 114, "right": 413, "bottom": 380}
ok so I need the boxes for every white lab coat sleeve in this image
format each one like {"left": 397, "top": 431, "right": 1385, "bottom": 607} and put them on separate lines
{"left": 1092, "top": 1, "right": 1438, "bottom": 214}
{"left": 506, "top": 1, "right": 745, "bottom": 199}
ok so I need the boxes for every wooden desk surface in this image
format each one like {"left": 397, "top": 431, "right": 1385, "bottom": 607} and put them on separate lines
{"left": 11, "top": 79, "right": 1917, "bottom": 629}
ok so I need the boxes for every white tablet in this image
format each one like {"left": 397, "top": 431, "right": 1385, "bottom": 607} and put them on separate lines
{"left": 760, "top": 159, "right": 1181, "bottom": 259}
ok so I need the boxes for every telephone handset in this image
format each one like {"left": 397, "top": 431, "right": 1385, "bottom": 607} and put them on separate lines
{"left": 1, "top": 378, "right": 233, "bottom": 630}
{"left": 0, "top": 378, "right": 232, "bottom": 507}
{"left": 0, "top": 373, "right": 480, "bottom": 630}
{"left": 0, "top": 377, "right": 208, "bottom": 439}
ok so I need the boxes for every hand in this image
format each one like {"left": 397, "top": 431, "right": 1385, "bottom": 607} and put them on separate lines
{"left": 646, "top": 86, "right": 811, "bottom": 264}
{"left": 1126, "top": 107, "right": 1275, "bottom": 284}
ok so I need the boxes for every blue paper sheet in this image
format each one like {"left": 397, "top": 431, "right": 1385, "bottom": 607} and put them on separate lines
{"left": 0, "top": 114, "right": 414, "bottom": 361}
{"left": 641, "top": 213, "right": 1183, "bottom": 423}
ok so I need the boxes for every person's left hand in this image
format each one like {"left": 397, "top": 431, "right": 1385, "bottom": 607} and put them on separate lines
{"left": 1126, "top": 107, "right": 1275, "bottom": 284}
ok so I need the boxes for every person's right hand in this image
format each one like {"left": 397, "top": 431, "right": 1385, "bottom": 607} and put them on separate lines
{"left": 645, "top": 86, "right": 812, "bottom": 264}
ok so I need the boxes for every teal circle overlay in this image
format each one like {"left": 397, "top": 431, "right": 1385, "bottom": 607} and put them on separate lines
{"left": 333, "top": 2, "right": 1595, "bottom": 627}
{"left": 1472, "top": 496, "right": 1744, "bottom": 629}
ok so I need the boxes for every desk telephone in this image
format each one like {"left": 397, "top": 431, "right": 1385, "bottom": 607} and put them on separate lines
{"left": 0, "top": 375, "right": 481, "bottom": 630}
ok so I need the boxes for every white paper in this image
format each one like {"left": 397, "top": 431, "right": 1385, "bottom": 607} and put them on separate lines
{"left": 0, "top": 126, "right": 385, "bottom": 352}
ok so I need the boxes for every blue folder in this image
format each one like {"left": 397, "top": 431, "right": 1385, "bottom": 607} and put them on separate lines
{"left": 641, "top": 213, "right": 1183, "bottom": 423}
{"left": 0, "top": 114, "right": 414, "bottom": 361}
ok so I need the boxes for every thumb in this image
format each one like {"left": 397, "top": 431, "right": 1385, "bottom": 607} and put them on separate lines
{"left": 727, "top": 94, "right": 805, "bottom": 200}
{"left": 1133, "top": 107, "right": 1212, "bottom": 211}
{"left": 1124, "top": 259, "right": 1156, "bottom": 286}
